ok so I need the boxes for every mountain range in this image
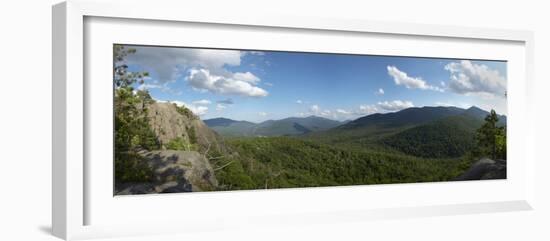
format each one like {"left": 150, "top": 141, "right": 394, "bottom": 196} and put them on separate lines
{"left": 204, "top": 115, "right": 342, "bottom": 137}
{"left": 206, "top": 106, "right": 505, "bottom": 138}
{"left": 205, "top": 106, "right": 506, "bottom": 158}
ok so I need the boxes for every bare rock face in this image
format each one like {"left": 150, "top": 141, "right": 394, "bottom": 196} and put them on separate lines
{"left": 147, "top": 102, "right": 192, "bottom": 145}
{"left": 115, "top": 102, "right": 229, "bottom": 195}
{"left": 146, "top": 102, "right": 226, "bottom": 154}
{"left": 454, "top": 158, "right": 507, "bottom": 181}
{"left": 115, "top": 150, "right": 218, "bottom": 195}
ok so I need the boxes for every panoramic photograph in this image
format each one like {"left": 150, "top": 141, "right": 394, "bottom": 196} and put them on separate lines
{"left": 113, "top": 44, "right": 507, "bottom": 195}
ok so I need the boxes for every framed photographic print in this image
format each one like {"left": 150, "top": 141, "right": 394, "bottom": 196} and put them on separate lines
{"left": 53, "top": 0, "right": 535, "bottom": 240}
{"left": 113, "top": 44, "right": 509, "bottom": 195}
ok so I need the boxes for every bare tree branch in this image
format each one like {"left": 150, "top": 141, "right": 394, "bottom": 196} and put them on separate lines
{"left": 214, "top": 160, "right": 234, "bottom": 171}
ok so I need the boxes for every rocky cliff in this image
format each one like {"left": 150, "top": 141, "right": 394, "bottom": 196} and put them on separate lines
{"left": 146, "top": 102, "right": 227, "bottom": 155}
{"left": 116, "top": 101, "right": 229, "bottom": 195}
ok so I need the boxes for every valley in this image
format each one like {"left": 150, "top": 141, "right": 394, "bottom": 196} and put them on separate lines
{"left": 115, "top": 94, "right": 507, "bottom": 194}
{"left": 113, "top": 44, "right": 508, "bottom": 195}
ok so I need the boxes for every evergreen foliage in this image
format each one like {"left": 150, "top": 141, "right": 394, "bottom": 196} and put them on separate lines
{"left": 381, "top": 115, "right": 482, "bottom": 158}
{"left": 214, "top": 137, "right": 472, "bottom": 190}
{"left": 114, "top": 45, "right": 159, "bottom": 183}
{"left": 474, "top": 110, "right": 506, "bottom": 160}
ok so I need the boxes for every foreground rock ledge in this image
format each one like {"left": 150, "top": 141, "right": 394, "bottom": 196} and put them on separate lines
{"left": 115, "top": 150, "right": 218, "bottom": 195}
{"left": 454, "top": 158, "right": 507, "bottom": 181}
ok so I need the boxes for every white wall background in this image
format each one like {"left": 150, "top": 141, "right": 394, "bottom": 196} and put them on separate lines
{"left": 0, "top": 0, "right": 548, "bottom": 240}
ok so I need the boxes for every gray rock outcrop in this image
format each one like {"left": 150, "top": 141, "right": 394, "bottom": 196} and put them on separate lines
{"left": 146, "top": 102, "right": 226, "bottom": 154}
{"left": 455, "top": 158, "right": 507, "bottom": 181}
{"left": 115, "top": 150, "right": 218, "bottom": 195}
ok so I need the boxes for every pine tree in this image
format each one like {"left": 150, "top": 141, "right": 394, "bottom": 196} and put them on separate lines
{"left": 475, "top": 110, "right": 506, "bottom": 160}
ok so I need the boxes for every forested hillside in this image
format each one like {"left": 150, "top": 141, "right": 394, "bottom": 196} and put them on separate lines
{"left": 381, "top": 114, "right": 483, "bottom": 158}
{"left": 214, "top": 137, "right": 472, "bottom": 190}
{"left": 114, "top": 44, "right": 507, "bottom": 195}
{"left": 205, "top": 116, "right": 342, "bottom": 137}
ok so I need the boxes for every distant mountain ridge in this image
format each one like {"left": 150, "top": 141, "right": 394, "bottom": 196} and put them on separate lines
{"left": 205, "top": 115, "right": 342, "bottom": 137}
{"left": 341, "top": 106, "right": 465, "bottom": 130}
{"left": 205, "top": 105, "right": 506, "bottom": 142}
{"left": 304, "top": 105, "right": 506, "bottom": 156}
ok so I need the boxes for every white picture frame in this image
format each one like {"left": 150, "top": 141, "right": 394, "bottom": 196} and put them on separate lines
{"left": 52, "top": 0, "right": 535, "bottom": 240}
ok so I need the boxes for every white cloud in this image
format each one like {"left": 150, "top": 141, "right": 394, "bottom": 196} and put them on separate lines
{"left": 336, "top": 109, "right": 351, "bottom": 115}
{"left": 435, "top": 101, "right": 471, "bottom": 109}
{"left": 444, "top": 60, "right": 506, "bottom": 98}
{"left": 247, "top": 51, "right": 265, "bottom": 56}
{"left": 376, "top": 88, "right": 385, "bottom": 95}
{"left": 216, "top": 104, "right": 228, "bottom": 111}
{"left": 310, "top": 105, "right": 320, "bottom": 113}
{"left": 258, "top": 112, "right": 268, "bottom": 116}
{"left": 187, "top": 68, "right": 268, "bottom": 97}
{"left": 308, "top": 105, "right": 333, "bottom": 118}
{"left": 126, "top": 46, "right": 243, "bottom": 83}
{"left": 296, "top": 100, "right": 303, "bottom": 104}
{"left": 233, "top": 71, "right": 260, "bottom": 84}
{"left": 387, "top": 66, "right": 443, "bottom": 92}
{"left": 377, "top": 100, "right": 414, "bottom": 111}
{"left": 320, "top": 110, "right": 332, "bottom": 117}
{"left": 192, "top": 99, "right": 211, "bottom": 105}
{"left": 357, "top": 104, "right": 378, "bottom": 115}
{"left": 137, "top": 83, "right": 162, "bottom": 91}
{"left": 136, "top": 82, "right": 181, "bottom": 95}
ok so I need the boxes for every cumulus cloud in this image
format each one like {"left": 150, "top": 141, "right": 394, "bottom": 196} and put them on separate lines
{"left": 377, "top": 100, "right": 414, "bottom": 111}
{"left": 310, "top": 105, "right": 320, "bottom": 113}
{"left": 376, "top": 88, "right": 385, "bottom": 95}
{"left": 357, "top": 104, "right": 378, "bottom": 115}
{"left": 307, "top": 105, "right": 333, "bottom": 118}
{"left": 125, "top": 46, "right": 269, "bottom": 98}
{"left": 192, "top": 99, "right": 211, "bottom": 105}
{"left": 233, "top": 71, "right": 260, "bottom": 84}
{"left": 126, "top": 46, "right": 243, "bottom": 83}
{"left": 387, "top": 66, "right": 443, "bottom": 92}
{"left": 187, "top": 68, "right": 268, "bottom": 97}
{"left": 444, "top": 60, "right": 506, "bottom": 98}
{"left": 258, "top": 112, "right": 268, "bottom": 116}
{"left": 296, "top": 100, "right": 303, "bottom": 104}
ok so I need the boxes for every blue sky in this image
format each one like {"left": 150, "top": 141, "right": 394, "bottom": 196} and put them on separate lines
{"left": 123, "top": 45, "right": 507, "bottom": 123}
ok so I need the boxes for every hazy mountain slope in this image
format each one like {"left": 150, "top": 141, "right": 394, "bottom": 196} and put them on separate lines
{"left": 205, "top": 116, "right": 342, "bottom": 137}
{"left": 254, "top": 116, "right": 341, "bottom": 136}
{"left": 285, "top": 116, "right": 342, "bottom": 131}
{"left": 204, "top": 118, "right": 257, "bottom": 137}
